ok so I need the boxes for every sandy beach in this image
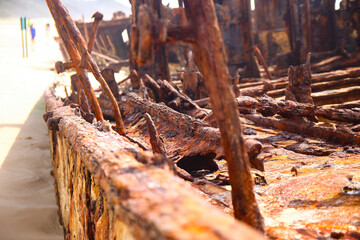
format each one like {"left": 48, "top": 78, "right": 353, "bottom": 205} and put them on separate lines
{"left": 0, "top": 18, "right": 63, "bottom": 239}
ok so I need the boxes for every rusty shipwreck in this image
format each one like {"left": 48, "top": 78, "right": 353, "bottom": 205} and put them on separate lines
{"left": 43, "top": 0, "right": 360, "bottom": 239}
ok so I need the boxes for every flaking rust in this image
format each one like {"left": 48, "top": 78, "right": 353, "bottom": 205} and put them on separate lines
{"left": 46, "top": 0, "right": 360, "bottom": 239}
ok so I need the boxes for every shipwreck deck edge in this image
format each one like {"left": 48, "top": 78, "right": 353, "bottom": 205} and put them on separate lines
{"left": 43, "top": 86, "right": 264, "bottom": 240}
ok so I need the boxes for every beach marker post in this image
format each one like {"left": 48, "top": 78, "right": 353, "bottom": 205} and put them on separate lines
{"left": 20, "top": 17, "right": 25, "bottom": 58}
{"left": 20, "top": 17, "right": 28, "bottom": 58}
{"left": 24, "top": 17, "right": 28, "bottom": 58}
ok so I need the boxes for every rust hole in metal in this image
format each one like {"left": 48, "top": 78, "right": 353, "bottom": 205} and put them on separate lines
{"left": 176, "top": 152, "right": 218, "bottom": 175}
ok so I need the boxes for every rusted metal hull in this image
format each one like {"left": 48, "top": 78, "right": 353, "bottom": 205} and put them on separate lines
{"left": 44, "top": 87, "right": 263, "bottom": 240}
{"left": 76, "top": 17, "right": 131, "bottom": 60}
{"left": 45, "top": 0, "right": 360, "bottom": 239}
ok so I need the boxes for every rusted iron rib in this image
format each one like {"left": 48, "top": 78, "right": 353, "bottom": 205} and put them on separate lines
{"left": 46, "top": 0, "right": 104, "bottom": 123}
{"left": 124, "top": 93, "right": 264, "bottom": 171}
{"left": 180, "top": 1, "right": 265, "bottom": 230}
{"left": 87, "top": 11, "right": 103, "bottom": 53}
{"left": 252, "top": 46, "right": 273, "bottom": 80}
{"left": 46, "top": 0, "right": 125, "bottom": 135}
{"left": 244, "top": 114, "right": 360, "bottom": 146}
{"left": 127, "top": 92, "right": 207, "bottom": 134}
{"left": 144, "top": 113, "right": 166, "bottom": 155}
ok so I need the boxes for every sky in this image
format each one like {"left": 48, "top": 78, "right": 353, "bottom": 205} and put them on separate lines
{"left": 158, "top": 0, "right": 257, "bottom": 9}
{"left": 157, "top": 0, "right": 267, "bottom": 11}
{"left": 160, "top": 0, "right": 342, "bottom": 11}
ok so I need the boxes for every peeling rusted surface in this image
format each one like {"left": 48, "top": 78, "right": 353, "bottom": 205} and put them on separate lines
{"left": 46, "top": 81, "right": 360, "bottom": 238}
{"left": 46, "top": 0, "right": 360, "bottom": 238}
{"left": 44, "top": 88, "right": 263, "bottom": 240}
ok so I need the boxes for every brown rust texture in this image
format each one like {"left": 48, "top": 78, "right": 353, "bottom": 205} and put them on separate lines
{"left": 47, "top": 0, "right": 125, "bottom": 135}
{"left": 235, "top": 114, "right": 360, "bottom": 239}
{"left": 96, "top": 87, "right": 360, "bottom": 239}
{"left": 44, "top": 88, "right": 263, "bottom": 240}
{"left": 121, "top": 92, "right": 264, "bottom": 172}
{"left": 123, "top": 92, "right": 222, "bottom": 160}
{"left": 257, "top": 141, "right": 360, "bottom": 239}
{"left": 182, "top": 0, "right": 264, "bottom": 230}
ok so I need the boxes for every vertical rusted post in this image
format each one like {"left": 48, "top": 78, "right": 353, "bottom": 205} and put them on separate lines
{"left": 151, "top": 0, "right": 170, "bottom": 80}
{"left": 285, "top": 53, "right": 314, "bottom": 105}
{"left": 130, "top": 0, "right": 170, "bottom": 80}
{"left": 144, "top": 113, "right": 166, "bottom": 155}
{"left": 236, "top": 0, "right": 260, "bottom": 77}
{"left": 252, "top": 46, "right": 273, "bottom": 80}
{"left": 183, "top": 0, "right": 264, "bottom": 232}
{"left": 87, "top": 11, "right": 103, "bottom": 53}
{"left": 101, "top": 69, "right": 120, "bottom": 100}
{"left": 178, "top": 0, "right": 183, "bottom": 7}
{"left": 304, "top": 0, "right": 312, "bottom": 54}
{"left": 82, "top": 15, "right": 89, "bottom": 42}
{"left": 286, "top": 0, "right": 301, "bottom": 65}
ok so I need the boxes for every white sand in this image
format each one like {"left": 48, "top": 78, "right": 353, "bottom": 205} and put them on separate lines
{"left": 0, "top": 18, "right": 63, "bottom": 239}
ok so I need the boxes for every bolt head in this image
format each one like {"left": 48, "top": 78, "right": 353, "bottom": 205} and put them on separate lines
{"left": 92, "top": 12, "right": 104, "bottom": 21}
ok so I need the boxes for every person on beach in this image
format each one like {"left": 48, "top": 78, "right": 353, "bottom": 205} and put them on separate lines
{"left": 30, "top": 24, "right": 36, "bottom": 44}
{"left": 45, "top": 23, "right": 50, "bottom": 37}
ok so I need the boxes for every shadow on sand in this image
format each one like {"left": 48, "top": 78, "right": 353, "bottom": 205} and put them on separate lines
{"left": 0, "top": 95, "right": 63, "bottom": 240}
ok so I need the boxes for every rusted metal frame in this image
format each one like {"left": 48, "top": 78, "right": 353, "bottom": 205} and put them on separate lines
{"left": 82, "top": 15, "right": 89, "bottom": 42}
{"left": 46, "top": 0, "right": 104, "bottom": 122}
{"left": 240, "top": 67, "right": 360, "bottom": 99}
{"left": 91, "top": 51, "right": 123, "bottom": 63}
{"left": 105, "top": 35, "right": 116, "bottom": 55}
{"left": 237, "top": 0, "right": 260, "bottom": 77}
{"left": 313, "top": 87, "right": 360, "bottom": 106}
{"left": 86, "top": 52, "right": 125, "bottom": 134}
{"left": 151, "top": 0, "right": 170, "bottom": 81}
{"left": 47, "top": 0, "right": 125, "bottom": 135}
{"left": 252, "top": 46, "right": 273, "bottom": 80}
{"left": 239, "top": 67, "right": 360, "bottom": 89}
{"left": 237, "top": 95, "right": 360, "bottom": 123}
{"left": 196, "top": 93, "right": 360, "bottom": 124}
{"left": 99, "top": 34, "right": 108, "bottom": 49}
{"left": 54, "top": 12, "right": 103, "bottom": 73}
{"left": 267, "top": 77, "right": 360, "bottom": 98}
{"left": 286, "top": 0, "right": 301, "bottom": 65}
{"left": 181, "top": 0, "right": 264, "bottom": 231}
{"left": 127, "top": 92, "right": 207, "bottom": 135}
{"left": 304, "top": 0, "right": 312, "bottom": 54}
{"left": 44, "top": 88, "right": 264, "bottom": 240}
{"left": 244, "top": 114, "right": 360, "bottom": 146}
{"left": 178, "top": 0, "right": 183, "bottom": 7}
{"left": 159, "top": 79, "right": 206, "bottom": 118}
{"left": 130, "top": 0, "right": 170, "bottom": 80}
{"left": 285, "top": 58, "right": 314, "bottom": 105}
{"left": 144, "top": 113, "right": 166, "bottom": 155}
{"left": 125, "top": 93, "right": 265, "bottom": 171}
{"left": 143, "top": 113, "right": 177, "bottom": 173}
{"left": 54, "top": 61, "right": 74, "bottom": 74}
{"left": 87, "top": 11, "right": 103, "bottom": 53}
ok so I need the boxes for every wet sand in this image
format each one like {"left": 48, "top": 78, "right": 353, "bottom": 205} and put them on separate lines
{"left": 0, "top": 18, "right": 63, "bottom": 239}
